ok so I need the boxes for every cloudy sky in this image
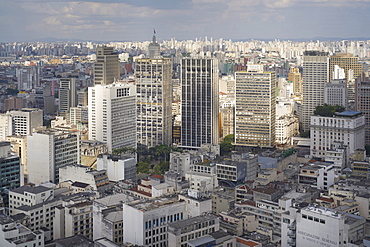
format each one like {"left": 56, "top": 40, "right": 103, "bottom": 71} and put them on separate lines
{"left": 0, "top": 0, "right": 369, "bottom": 42}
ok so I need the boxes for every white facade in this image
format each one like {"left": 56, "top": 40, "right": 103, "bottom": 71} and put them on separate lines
{"left": 276, "top": 115, "right": 299, "bottom": 145}
{"left": 295, "top": 206, "right": 365, "bottom": 247}
{"left": 69, "top": 106, "right": 88, "bottom": 125}
{"left": 53, "top": 200, "right": 93, "bottom": 240}
{"left": 324, "top": 79, "right": 347, "bottom": 109}
{"left": 9, "top": 185, "right": 53, "bottom": 213}
{"left": 0, "top": 114, "right": 12, "bottom": 140}
{"left": 123, "top": 199, "right": 186, "bottom": 246}
{"left": 93, "top": 194, "right": 134, "bottom": 241}
{"left": 88, "top": 82, "right": 136, "bottom": 152}
{"left": 9, "top": 108, "right": 43, "bottom": 136}
{"left": 170, "top": 152, "right": 201, "bottom": 177}
{"left": 302, "top": 51, "right": 329, "bottom": 131}
{"left": 298, "top": 164, "right": 336, "bottom": 190}
{"left": 0, "top": 214, "right": 44, "bottom": 247}
{"left": 59, "top": 165, "right": 109, "bottom": 191}
{"left": 97, "top": 154, "right": 136, "bottom": 181}
{"left": 185, "top": 171, "right": 218, "bottom": 192}
{"left": 27, "top": 129, "right": 80, "bottom": 185}
{"left": 325, "top": 142, "right": 348, "bottom": 171}
{"left": 310, "top": 111, "right": 365, "bottom": 158}
{"left": 167, "top": 214, "right": 219, "bottom": 247}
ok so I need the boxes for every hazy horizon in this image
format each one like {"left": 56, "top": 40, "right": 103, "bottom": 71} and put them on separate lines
{"left": 0, "top": 0, "right": 369, "bottom": 42}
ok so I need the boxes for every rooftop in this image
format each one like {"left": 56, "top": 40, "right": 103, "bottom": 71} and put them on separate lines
{"left": 128, "top": 196, "right": 182, "bottom": 212}
{"left": 168, "top": 214, "right": 218, "bottom": 230}
{"left": 72, "top": 181, "right": 90, "bottom": 188}
{"left": 335, "top": 111, "right": 362, "bottom": 117}
{"left": 54, "top": 234, "right": 94, "bottom": 247}
{"left": 11, "top": 185, "right": 51, "bottom": 195}
{"left": 303, "top": 205, "right": 344, "bottom": 219}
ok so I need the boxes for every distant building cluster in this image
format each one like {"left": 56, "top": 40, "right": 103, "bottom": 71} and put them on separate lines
{"left": 0, "top": 35, "right": 369, "bottom": 246}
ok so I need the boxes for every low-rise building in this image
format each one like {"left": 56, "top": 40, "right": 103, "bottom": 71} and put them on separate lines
{"left": 0, "top": 214, "right": 45, "bottom": 247}
{"left": 167, "top": 214, "right": 219, "bottom": 247}
{"left": 97, "top": 154, "right": 136, "bottom": 182}
{"left": 298, "top": 163, "right": 336, "bottom": 190}
{"left": 283, "top": 205, "right": 366, "bottom": 247}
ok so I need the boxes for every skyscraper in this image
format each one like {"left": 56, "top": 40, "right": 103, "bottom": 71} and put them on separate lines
{"left": 94, "top": 46, "right": 120, "bottom": 85}
{"left": 88, "top": 82, "right": 136, "bottom": 152}
{"left": 180, "top": 58, "right": 219, "bottom": 148}
{"left": 234, "top": 66, "right": 276, "bottom": 148}
{"left": 355, "top": 74, "right": 370, "bottom": 145}
{"left": 302, "top": 51, "right": 329, "bottom": 131}
{"left": 59, "top": 78, "right": 77, "bottom": 113}
{"left": 135, "top": 58, "right": 173, "bottom": 147}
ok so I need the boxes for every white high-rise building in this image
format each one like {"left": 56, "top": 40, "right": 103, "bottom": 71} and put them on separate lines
{"left": 180, "top": 58, "right": 219, "bottom": 148}
{"left": 9, "top": 108, "right": 43, "bottom": 136}
{"left": 27, "top": 129, "right": 80, "bottom": 184}
{"left": 135, "top": 58, "right": 172, "bottom": 147}
{"left": 88, "top": 82, "right": 136, "bottom": 152}
{"left": 302, "top": 51, "right": 329, "bottom": 131}
{"left": 59, "top": 78, "right": 77, "bottom": 113}
{"left": 234, "top": 67, "right": 276, "bottom": 148}
{"left": 324, "top": 79, "right": 347, "bottom": 108}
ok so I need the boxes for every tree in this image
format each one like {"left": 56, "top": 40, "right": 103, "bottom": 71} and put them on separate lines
{"left": 220, "top": 134, "right": 235, "bottom": 156}
{"left": 152, "top": 161, "right": 169, "bottom": 175}
{"left": 314, "top": 104, "right": 345, "bottom": 117}
{"left": 153, "top": 144, "right": 171, "bottom": 161}
{"left": 137, "top": 161, "right": 150, "bottom": 174}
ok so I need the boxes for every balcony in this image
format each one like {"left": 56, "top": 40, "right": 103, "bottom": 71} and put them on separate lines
{"left": 288, "top": 223, "right": 296, "bottom": 230}
{"left": 288, "top": 240, "right": 296, "bottom": 247}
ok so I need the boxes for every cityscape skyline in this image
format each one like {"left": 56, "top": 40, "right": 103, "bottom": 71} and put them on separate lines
{"left": 1, "top": 0, "right": 370, "bottom": 42}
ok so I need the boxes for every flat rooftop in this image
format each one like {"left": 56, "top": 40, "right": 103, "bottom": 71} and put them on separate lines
{"left": 303, "top": 205, "right": 344, "bottom": 219}
{"left": 168, "top": 214, "right": 217, "bottom": 230}
{"left": 335, "top": 111, "right": 362, "bottom": 117}
{"left": 11, "top": 185, "right": 51, "bottom": 195}
{"left": 128, "top": 196, "right": 182, "bottom": 212}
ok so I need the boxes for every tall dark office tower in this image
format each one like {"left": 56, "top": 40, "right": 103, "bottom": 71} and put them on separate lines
{"left": 94, "top": 46, "right": 120, "bottom": 85}
{"left": 355, "top": 74, "right": 370, "bottom": 145}
{"left": 59, "top": 78, "right": 77, "bottom": 113}
{"left": 180, "top": 58, "right": 219, "bottom": 148}
{"left": 302, "top": 51, "right": 329, "bottom": 131}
